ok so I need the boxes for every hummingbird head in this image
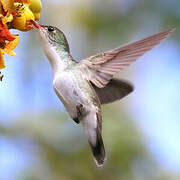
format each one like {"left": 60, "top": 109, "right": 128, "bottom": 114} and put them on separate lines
{"left": 31, "top": 20, "right": 70, "bottom": 52}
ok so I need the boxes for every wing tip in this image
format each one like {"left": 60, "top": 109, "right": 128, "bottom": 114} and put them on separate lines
{"left": 168, "top": 28, "right": 176, "bottom": 33}
{"left": 163, "top": 28, "right": 176, "bottom": 38}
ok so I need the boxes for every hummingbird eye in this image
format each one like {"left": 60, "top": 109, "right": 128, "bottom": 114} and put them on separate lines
{"left": 48, "top": 26, "right": 55, "bottom": 32}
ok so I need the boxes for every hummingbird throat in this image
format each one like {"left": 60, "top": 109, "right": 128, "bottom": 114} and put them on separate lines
{"left": 44, "top": 42, "right": 75, "bottom": 73}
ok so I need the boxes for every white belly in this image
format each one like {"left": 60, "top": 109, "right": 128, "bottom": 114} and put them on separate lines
{"left": 53, "top": 71, "right": 89, "bottom": 118}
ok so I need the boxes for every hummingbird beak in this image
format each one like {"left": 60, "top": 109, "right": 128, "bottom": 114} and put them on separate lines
{"left": 31, "top": 20, "right": 46, "bottom": 40}
{"left": 31, "top": 20, "right": 43, "bottom": 29}
{"left": 31, "top": 20, "right": 50, "bottom": 49}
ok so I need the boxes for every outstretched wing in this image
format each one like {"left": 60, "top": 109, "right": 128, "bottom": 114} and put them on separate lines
{"left": 80, "top": 29, "right": 174, "bottom": 88}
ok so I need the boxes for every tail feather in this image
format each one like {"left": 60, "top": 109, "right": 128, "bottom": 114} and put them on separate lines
{"left": 81, "top": 111, "right": 106, "bottom": 166}
{"left": 89, "top": 125, "right": 106, "bottom": 166}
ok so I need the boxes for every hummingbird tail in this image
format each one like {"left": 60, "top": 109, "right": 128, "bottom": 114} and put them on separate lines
{"left": 91, "top": 125, "right": 106, "bottom": 167}
{"left": 82, "top": 112, "right": 106, "bottom": 167}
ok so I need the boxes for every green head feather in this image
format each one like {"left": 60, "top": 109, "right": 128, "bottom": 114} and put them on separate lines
{"left": 40, "top": 25, "right": 70, "bottom": 52}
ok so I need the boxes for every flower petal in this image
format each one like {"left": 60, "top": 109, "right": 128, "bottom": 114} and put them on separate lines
{"left": 0, "top": 2, "right": 3, "bottom": 15}
{"left": 4, "top": 50, "right": 16, "bottom": 56}
{"left": 0, "top": 35, "right": 19, "bottom": 69}
{"left": 1, "top": 0, "right": 14, "bottom": 12}
{"left": 0, "top": 50, "right": 5, "bottom": 69}
{"left": 2, "top": 13, "right": 13, "bottom": 24}
{"left": 4, "top": 35, "right": 19, "bottom": 53}
{"left": 14, "top": 0, "right": 30, "bottom": 4}
{"left": 12, "top": 3, "right": 35, "bottom": 31}
{"left": 0, "top": 22, "right": 15, "bottom": 44}
{"left": 29, "top": 0, "right": 42, "bottom": 13}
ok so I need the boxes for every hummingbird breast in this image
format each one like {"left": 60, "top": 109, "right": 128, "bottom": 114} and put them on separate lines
{"left": 53, "top": 69, "right": 100, "bottom": 119}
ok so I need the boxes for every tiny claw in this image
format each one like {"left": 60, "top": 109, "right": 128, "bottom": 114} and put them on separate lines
{"left": 73, "top": 118, "right": 80, "bottom": 124}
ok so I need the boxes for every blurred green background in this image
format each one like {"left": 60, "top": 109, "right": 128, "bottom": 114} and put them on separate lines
{"left": 0, "top": 0, "right": 180, "bottom": 179}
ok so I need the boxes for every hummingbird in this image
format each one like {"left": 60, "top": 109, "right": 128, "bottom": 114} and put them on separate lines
{"left": 31, "top": 20, "right": 174, "bottom": 167}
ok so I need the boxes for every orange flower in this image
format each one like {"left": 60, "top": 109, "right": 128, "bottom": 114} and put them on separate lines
{"left": 0, "top": 35, "right": 19, "bottom": 69}
{"left": 0, "top": 21, "right": 15, "bottom": 44}
{"left": 0, "top": 0, "right": 42, "bottom": 72}
{"left": 0, "top": 21, "right": 18, "bottom": 70}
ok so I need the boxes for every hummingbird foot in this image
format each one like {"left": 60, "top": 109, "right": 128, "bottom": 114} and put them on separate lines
{"left": 72, "top": 104, "right": 84, "bottom": 124}
{"left": 73, "top": 117, "right": 80, "bottom": 124}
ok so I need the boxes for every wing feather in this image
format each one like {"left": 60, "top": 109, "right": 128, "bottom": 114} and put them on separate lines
{"left": 80, "top": 29, "right": 174, "bottom": 88}
{"left": 91, "top": 78, "right": 134, "bottom": 104}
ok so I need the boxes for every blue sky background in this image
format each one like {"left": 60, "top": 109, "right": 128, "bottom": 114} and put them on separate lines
{"left": 0, "top": 0, "right": 180, "bottom": 179}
